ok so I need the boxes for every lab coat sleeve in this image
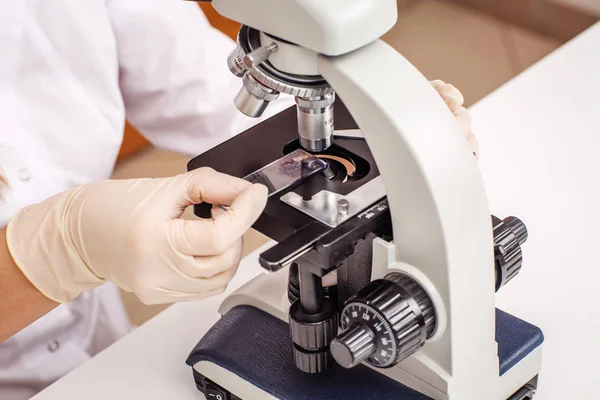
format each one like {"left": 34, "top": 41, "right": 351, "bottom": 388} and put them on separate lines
{"left": 107, "top": 0, "right": 295, "bottom": 157}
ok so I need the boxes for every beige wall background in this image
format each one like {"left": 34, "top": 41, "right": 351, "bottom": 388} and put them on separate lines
{"left": 446, "top": 0, "right": 597, "bottom": 41}
{"left": 552, "top": 0, "right": 600, "bottom": 16}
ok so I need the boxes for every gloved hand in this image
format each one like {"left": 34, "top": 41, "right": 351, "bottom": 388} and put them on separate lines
{"left": 6, "top": 168, "right": 267, "bottom": 305}
{"left": 431, "top": 79, "right": 479, "bottom": 160}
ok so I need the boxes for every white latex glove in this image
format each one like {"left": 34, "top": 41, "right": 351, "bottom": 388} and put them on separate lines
{"left": 431, "top": 79, "right": 479, "bottom": 160}
{"left": 6, "top": 168, "right": 267, "bottom": 305}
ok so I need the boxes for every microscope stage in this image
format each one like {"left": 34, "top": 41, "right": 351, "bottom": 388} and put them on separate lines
{"left": 188, "top": 102, "right": 388, "bottom": 271}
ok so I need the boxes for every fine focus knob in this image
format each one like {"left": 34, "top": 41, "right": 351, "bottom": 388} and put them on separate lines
{"left": 330, "top": 324, "right": 375, "bottom": 368}
{"left": 492, "top": 215, "right": 528, "bottom": 291}
{"left": 332, "top": 273, "right": 435, "bottom": 369}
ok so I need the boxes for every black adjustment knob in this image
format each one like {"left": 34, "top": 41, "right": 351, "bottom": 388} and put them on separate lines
{"left": 330, "top": 324, "right": 375, "bottom": 368}
{"left": 332, "top": 273, "right": 435, "bottom": 369}
{"left": 504, "top": 216, "right": 528, "bottom": 244}
{"left": 289, "top": 298, "right": 338, "bottom": 373}
{"left": 292, "top": 348, "right": 333, "bottom": 374}
{"left": 492, "top": 215, "right": 528, "bottom": 291}
{"left": 289, "top": 300, "right": 337, "bottom": 351}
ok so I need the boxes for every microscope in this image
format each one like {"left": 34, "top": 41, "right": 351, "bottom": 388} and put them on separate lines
{"left": 185, "top": 1, "right": 544, "bottom": 399}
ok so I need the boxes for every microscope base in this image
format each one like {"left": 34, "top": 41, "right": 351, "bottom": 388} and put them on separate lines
{"left": 186, "top": 306, "right": 543, "bottom": 400}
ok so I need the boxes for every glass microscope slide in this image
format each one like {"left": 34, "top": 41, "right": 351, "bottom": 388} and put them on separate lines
{"left": 241, "top": 149, "right": 328, "bottom": 197}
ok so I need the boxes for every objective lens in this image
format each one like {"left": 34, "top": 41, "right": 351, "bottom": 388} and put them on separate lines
{"left": 296, "top": 93, "right": 335, "bottom": 152}
{"left": 234, "top": 72, "right": 280, "bottom": 118}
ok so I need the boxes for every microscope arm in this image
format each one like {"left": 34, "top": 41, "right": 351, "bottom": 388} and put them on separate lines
{"left": 319, "top": 40, "right": 499, "bottom": 396}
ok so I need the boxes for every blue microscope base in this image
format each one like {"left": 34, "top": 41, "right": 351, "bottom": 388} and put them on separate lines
{"left": 186, "top": 305, "right": 543, "bottom": 400}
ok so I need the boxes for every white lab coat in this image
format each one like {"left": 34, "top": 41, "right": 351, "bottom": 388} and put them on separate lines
{"left": 0, "top": 1, "right": 292, "bottom": 398}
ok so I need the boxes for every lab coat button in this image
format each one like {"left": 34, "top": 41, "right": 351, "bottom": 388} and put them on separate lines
{"left": 47, "top": 339, "right": 60, "bottom": 353}
{"left": 18, "top": 169, "right": 31, "bottom": 182}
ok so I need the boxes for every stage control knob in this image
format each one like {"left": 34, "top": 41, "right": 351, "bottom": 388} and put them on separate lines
{"left": 331, "top": 273, "right": 435, "bottom": 369}
{"left": 492, "top": 215, "right": 528, "bottom": 291}
{"left": 289, "top": 298, "right": 338, "bottom": 373}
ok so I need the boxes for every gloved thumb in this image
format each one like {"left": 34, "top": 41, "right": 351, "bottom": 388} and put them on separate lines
{"left": 169, "top": 183, "right": 268, "bottom": 256}
{"left": 431, "top": 79, "right": 464, "bottom": 112}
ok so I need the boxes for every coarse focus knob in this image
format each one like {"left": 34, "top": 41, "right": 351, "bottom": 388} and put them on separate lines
{"left": 492, "top": 215, "right": 528, "bottom": 291}
{"left": 330, "top": 324, "right": 375, "bottom": 369}
{"left": 332, "top": 273, "right": 435, "bottom": 369}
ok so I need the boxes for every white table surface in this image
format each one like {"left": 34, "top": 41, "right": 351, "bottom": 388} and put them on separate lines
{"left": 33, "top": 23, "right": 600, "bottom": 400}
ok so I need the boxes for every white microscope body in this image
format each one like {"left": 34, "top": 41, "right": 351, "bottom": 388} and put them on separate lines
{"left": 189, "top": 1, "right": 543, "bottom": 399}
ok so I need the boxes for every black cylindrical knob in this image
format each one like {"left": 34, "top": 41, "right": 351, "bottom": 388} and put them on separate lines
{"left": 292, "top": 348, "right": 333, "bottom": 374}
{"left": 332, "top": 273, "right": 435, "bottom": 369}
{"left": 504, "top": 216, "right": 528, "bottom": 244}
{"left": 330, "top": 324, "right": 375, "bottom": 368}
{"left": 492, "top": 215, "right": 528, "bottom": 291}
{"left": 289, "top": 298, "right": 338, "bottom": 373}
{"left": 289, "top": 301, "right": 337, "bottom": 351}
{"left": 385, "top": 273, "right": 436, "bottom": 343}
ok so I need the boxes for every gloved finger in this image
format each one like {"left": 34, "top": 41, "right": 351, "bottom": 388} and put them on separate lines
{"left": 163, "top": 237, "right": 242, "bottom": 279}
{"left": 467, "top": 132, "right": 480, "bottom": 160}
{"left": 164, "top": 285, "right": 229, "bottom": 303}
{"left": 175, "top": 167, "right": 252, "bottom": 209}
{"left": 137, "top": 285, "right": 229, "bottom": 305}
{"left": 453, "top": 106, "right": 472, "bottom": 136}
{"left": 169, "top": 263, "right": 239, "bottom": 296}
{"left": 169, "top": 183, "right": 267, "bottom": 256}
{"left": 431, "top": 80, "right": 464, "bottom": 112}
{"left": 210, "top": 205, "right": 246, "bottom": 256}
{"left": 430, "top": 79, "right": 445, "bottom": 92}
{"left": 211, "top": 203, "right": 227, "bottom": 218}
{"left": 175, "top": 238, "right": 242, "bottom": 279}
{"left": 136, "top": 257, "right": 239, "bottom": 304}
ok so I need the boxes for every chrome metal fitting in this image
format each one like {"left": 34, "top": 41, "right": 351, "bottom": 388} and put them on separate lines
{"left": 227, "top": 46, "right": 246, "bottom": 77}
{"left": 296, "top": 93, "right": 336, "bottom": 152}
{"left": 234, "top": 72, "right": 280, "bottom": 118}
